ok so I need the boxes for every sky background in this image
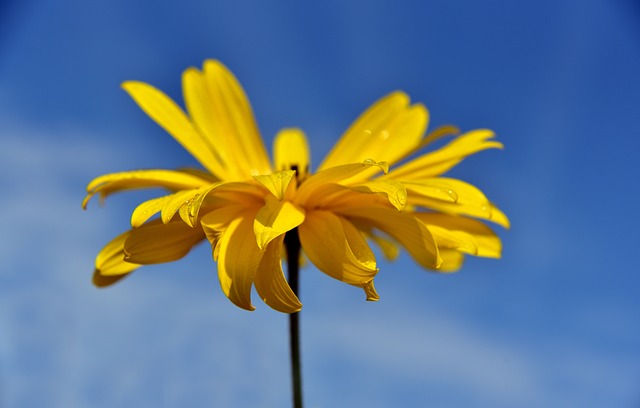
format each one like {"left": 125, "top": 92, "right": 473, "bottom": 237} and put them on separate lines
{"left": 1, "top": 0, "right": 639, "bottom": 407}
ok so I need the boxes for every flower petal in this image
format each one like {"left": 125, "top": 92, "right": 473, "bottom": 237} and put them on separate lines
{"left": 337, "top": 207, "right": 441, "bottom": 269}
{"left": 350, "top": 180, "right": 408, "bottom": 210}
{"left": 200, "top": 60, "right": 272, "bottom": 177}
{"left": 254, "top": 235, "right": 302, "bottom": 313}
{"left": 388, "top": 129, "right": 503, "bottom": 179}
{"left": 83, "top": 169, "right": 210, "bottom": 209}
{"left": 437, "top": 250, "right": 466, "bottom": 272}
{"left": 416, "top": 213, "right": 503, "bottom": 258}
{"left": 407, "top": 179, "right": 510, "bottom": 228}
{"left": 319, "top": 92, "right": 427, "bottom": 170}
{"left": 121, "top": 81, "right": 226, "bottom": 177}
{"left": 298, "top": 211, "right": 378, "bottom": 286}
{"left": 253, "top": 170, "right": 296, "bottom": 200}
{"left": 200, "top": 205, "right": 248, "bottom": 254}
{"left": 95, "top": 230, "right": 142, "bottom": 277}
{"left": 131, "top": 194, "right": 175, "bottom": 228}
{"left": 274, "top": 128, "right": 310, "bottom": 180}
{"left": 216, "top": 213, "right": 264, "bottom": 311}
{"left": 254, "top": 196, "right": 306, "bottom": 250}
{"left": 123, "top": 219, "right": 205, "bottom": 264}
{"left": 296, "top": 160, "right": 388, "bottom": 206}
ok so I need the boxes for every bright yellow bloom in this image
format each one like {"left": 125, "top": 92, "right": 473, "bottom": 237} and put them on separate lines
{"left": 84, "top": 60, "right": 509, "bottom": 313}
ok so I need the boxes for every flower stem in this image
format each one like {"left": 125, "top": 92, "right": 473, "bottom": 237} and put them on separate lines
{"left": 284, "top": 228, "right": 303, "bottom": 408}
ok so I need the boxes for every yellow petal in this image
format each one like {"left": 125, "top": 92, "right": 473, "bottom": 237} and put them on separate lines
{"left": 200, "top": 205, "right": 248, "bottom": 254}
{"left": 93, "top": 270, "right": 130, "bottom": 287}
{"left": 216, "top": 213, "right": 264, "bottom": 311}
{"left": 274, "top": 128, "right": 310, "bottom": 181}
{"left": 254, "top": 235, "right": 302, "bottom": 313}
{"left": 296, "top": 160, "right": 389, "bottom": 206}
{"left": 319, "top": 92, "right": 427, "bottom": 169}
{"left": 407, "top": 179, "right": 510, "bottom": 229}
{"left": 123, "top": 219, "right": 205, "bottom": 264}
{"left": 361, "top": 279, "right": 380, "bottom": 301}
{"left": 253, "top": 170, "right": 296, "bottom": 200}
{"left": 83, "top": 169, "right": 209, "bottom": 209}
{"left": 350, "top": 180, "right": 408, "bottom": 210}
{"left": 95, "top": 230, "right": 142, "bottom": 277}
{"left": 416, "top": 213, "right": 503, "bottom": 258}
{"left": 337, "top": 207, "right": 441, "bottom": 270}
{"left": 131, "top": 194, "right": 175, "bottom": 228}
{"left": 201, "top": 60, "right": 272, "bottom": 177}
{"left": 361, "top": 227, "right": 400, "bottom": 261}
{"left": 437, "top": 250, "right": 466, "bottom": 272}
{"left": 254, "top": 196, "right": 306, "bottom": 250}
{"left": 177, "top": 182, "right": 223, "bottom": 227}
{"left": 388, "top": 129, "right": 503, "bottom": 179}
{"left": 121, "top": 81, "right": 227, "bottom": 177}
{"left": 298, "top": 211, "right": 378, "bottom": 285}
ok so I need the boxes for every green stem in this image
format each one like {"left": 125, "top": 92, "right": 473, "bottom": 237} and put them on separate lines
{"left": 284, "top": 228, "right": 303, "bottom": 408}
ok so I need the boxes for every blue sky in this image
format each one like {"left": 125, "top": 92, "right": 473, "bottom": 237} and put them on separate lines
{"left": 1, "top": 0, "right": 639, "bottom": 407}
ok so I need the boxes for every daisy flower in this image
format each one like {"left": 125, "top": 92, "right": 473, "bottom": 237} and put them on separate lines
{"left": 84, "top": 60, "right": 508, "bottom": 313}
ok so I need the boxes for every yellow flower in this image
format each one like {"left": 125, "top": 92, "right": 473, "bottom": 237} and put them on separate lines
{"left": 83, "top": 60, "right": 509, "bottom": 313}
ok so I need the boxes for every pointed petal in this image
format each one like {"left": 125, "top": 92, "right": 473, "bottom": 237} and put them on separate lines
{"left": 201, "top": 60, "right": 272, "bottom": 177}
{"left": 95, "top": 230, "right": 142, "bottom": 277}
{"left": 274, "top": 128, "right": 310, "bottom": 180}
{"left": 298, "top": 211, "right": 378, "bottom": 285}
{"left": 406, "top": 179, "right": 510, "bottom": 229}
{"left": 320, "top": 92, "right": 427, "bottom": 169}
{"left": 121, "top": 81, "right": 225, "bottom": 177}
{"left": 123, "top": 220, "right": 205, "bottom": 264}
{"left": 337, "top": 207, "right": 441, "bottom": 269}
{"left": 253, "top": 170, "right": 296, "bottom": 200}
{"left": 388, "top": 129, "right": 503, "bottom": 179}
{"left": 361, "top": 279, "right": 380, "bottom": 301}
{"left": 93, "top": 270, "right": 130, "bottom": 287}
{"left": 254, "top": 196, "right": 305, "bottom": 249}
{"left": 254, "top": 235, "right": 302, "bottom": 313}
{"left": 216, "top": 213, "right": 264, "bottom": 311}
{"left": 83, "top": 169, "right": 209, "bottom": 209}
{"left": 416, "top": 213, "right": 503, "bottom": 258}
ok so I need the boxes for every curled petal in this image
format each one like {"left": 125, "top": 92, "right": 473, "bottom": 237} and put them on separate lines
{"left": 298, "top": 211, "right": 378, "bottom": 286}
{"left": 216, "top": 214, "right": 264, "bottom": 311}
{"left": 254, "top": 196, "right": 305, "bottom": 250}
{"left": 254, "top": 235, "right": 302, "bottom": 313}
{"left": 124, "top": 219, "right": 205, "bottom": 264}
{"left": 437, "top": 250, "right": 466, "bottom": 272}
{"left": 83, "top": 169, "right": 209, "bottom": 209}
{"left": 200, "top": 205, "right": 249, "bottom": 255}
{"left": 94, "top": 230, "right": 141, "bottom": 279}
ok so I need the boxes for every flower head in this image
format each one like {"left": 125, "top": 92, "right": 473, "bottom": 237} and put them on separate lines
{"left": 84, "top": 60, "right": 508, "bottom": 313}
